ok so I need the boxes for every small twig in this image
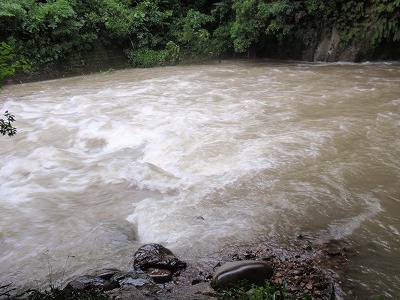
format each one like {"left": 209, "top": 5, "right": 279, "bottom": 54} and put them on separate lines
{"left": 0, "top": 283, "right": 12, "bottom": 289}
{"left": 0, "top": 282, "right": 16, "bottom": 297}
{"left": 60, "top": 255, "right": 75, "bottom": 286}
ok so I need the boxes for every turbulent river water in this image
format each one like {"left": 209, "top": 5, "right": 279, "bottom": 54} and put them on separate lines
{"left": 0, "top": 60, "right": 399, "bottom": 298}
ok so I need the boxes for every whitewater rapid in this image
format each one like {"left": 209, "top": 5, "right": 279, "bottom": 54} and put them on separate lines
{"left": 1, "top": 61, "right": 399, "bottom": 297}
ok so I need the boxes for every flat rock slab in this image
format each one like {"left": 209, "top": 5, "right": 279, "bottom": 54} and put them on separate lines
{"left": 147, "top": 268, "right": 172, "bottom": 284}
{"left": 211, "top": 260, "right": 274, "bottom": 290}
{"left": 111, "top": 271, "right": 156, "bottom": 288}
{"left": 65, "top": 275, "right": 118, "bottom": 292}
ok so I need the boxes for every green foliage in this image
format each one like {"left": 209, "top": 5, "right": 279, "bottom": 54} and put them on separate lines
{"left": 0, "top": 0, "right": 27, "bottom": 39}
{"left": 262, "top": 0, "right": 299, "bottom": 38}
{"left": 165, "top": 41, "right": 180, "bottom": 65}
{"left": 125, "top": 48, "right": 167, "bottom": 67}
{"left": 176, "top": 9, "right": 214, "bottom": 43}
{"left": 130, "top": 0, "right": 173, "bottom": 48}
{"left": 0, "top": 0, "right": 399, "bottom": 76}
{"left": 0, "top": 41, "right": 17, "bottom": 83}
{"left": 228, "top": 0, "right": 399, "bottom": 58}
{"left": 0, "top": 41, "right": 22, "bottom": 139}
{"left": 210, "top": 0, "right": 235, "bottom": 55}
{"left": 1, "top": 0, "right": 91, "bottom": 70}
{"left": 0, "top": 41, "right": 30, "bottom": 86}
{"left": 217, "top": 280, "right": 315, "bottom": 300}
{"left": 171, "top": 8, "right": 219, "bottom": 59}
{"left": 0, "top": 0, "right": 177, "bottom": 72}
{"left": 323, "top": 0, "right": 400, "bottom": 59}
{"left": 125, "top": 41, "right": 181, "bottom": 68}
{"left": 85, "top": 0, "right": 135, "bottom": 39}
{"left": 230, "top": 0, "right": 262, "bottom": 53}
{"left": 82, "top": 0, "right": 172, "bottom": 50}
{"left": 212, "top": 22, "right": 233, "bottom": 56}
{"left": 0, "top": 110, "right": 17, "bottom": 137}
{"left": 368, "top": 1, "right": 400, "bottom": 44}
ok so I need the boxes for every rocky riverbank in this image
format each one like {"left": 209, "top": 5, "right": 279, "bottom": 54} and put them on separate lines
{"left": 3, "top": 236, "right": 352, "bottom": 300}
{"left": 148, "top": 236, "right": 351, "bottom": 300}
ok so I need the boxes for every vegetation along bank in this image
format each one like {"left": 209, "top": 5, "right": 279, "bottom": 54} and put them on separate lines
{"left": 1, "top": 0, "right": 400, "bottom": 85}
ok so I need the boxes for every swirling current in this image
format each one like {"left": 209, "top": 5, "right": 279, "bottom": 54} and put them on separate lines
{"left": 1, "top": 60, "right": 399, "bottom": 298}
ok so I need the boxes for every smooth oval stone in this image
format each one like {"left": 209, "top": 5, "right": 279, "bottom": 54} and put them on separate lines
{"left": 211, "top": 260, "right": 274, "bottom": 290}
{"left": 90, "top": 268, "right": 121, "bottom": 280}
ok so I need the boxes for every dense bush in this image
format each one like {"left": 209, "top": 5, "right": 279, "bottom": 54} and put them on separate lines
{"left": 0, "top": 40, "right": 29, "bottom": 85}
{"left": 0, "top": 0, "right": 399, "bottom": 78}
{"left": 125, "top": 48, "right": 167, "bottom": 67}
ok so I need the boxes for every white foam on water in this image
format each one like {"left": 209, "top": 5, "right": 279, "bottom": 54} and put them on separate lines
{"left": 328, "top": 193, "right": 383, "bottom": 239}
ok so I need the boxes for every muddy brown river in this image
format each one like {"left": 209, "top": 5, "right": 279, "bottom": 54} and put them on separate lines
{"left": 1, "top": 60, "right": 399, "bottom": 298}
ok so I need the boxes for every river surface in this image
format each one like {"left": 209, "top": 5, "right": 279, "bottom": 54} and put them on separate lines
{"left": 0, "top": 60, "right": 399, "bottom": 298}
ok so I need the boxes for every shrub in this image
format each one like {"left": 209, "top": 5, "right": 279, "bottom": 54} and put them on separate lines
{"left": 0, "top": 41, "right": 30, "bottom": 86}
{"left": 125, "top": 48, "right": 167, "bottom": 68}
{"left": 0, "top": 110, "right": 17, "bottom": 137}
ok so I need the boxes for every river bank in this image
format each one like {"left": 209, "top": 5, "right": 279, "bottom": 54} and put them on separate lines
{"left": 3, "top": 235, "right": 352, "bottom": 300}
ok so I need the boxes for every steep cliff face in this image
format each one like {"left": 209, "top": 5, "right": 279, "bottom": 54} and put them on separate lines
{"left": 310, "top": 27, "right": 360, "bottom": 62}
{"left": 302, "top": 26, "right": 399, "bottom": 62}
{"left": 313, "top": 27, "right": 341, "bottom": 62}
{"left": 268, "top": 0, "right": 400, "bottom": 63}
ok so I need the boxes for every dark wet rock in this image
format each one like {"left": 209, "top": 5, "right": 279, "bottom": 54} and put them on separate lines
{"left": 11, "top": 237, "right": 351, "bottom": 300}
{"left": 147, "top": 268, "right": 172, "bottom": 284}
{"left": 106, "top": 286, "right": 152, "bottom": 300}
{"left": 323, "top": 240, "right": 347, "bottom": 257}
{"left": 90, "top": 268, "right": 121, "bottom": 280}
{"left": 111, "top": 271, "right": 155, "bottom": 288}
{"left": 64, "top": 275, "right": 118, "bottom": 292}
{"left": 211, "top": 260, "right": 274, "bottom": 290}
{"left": 108, "top": 271, "right": 162, "bottom": 298}
{"left": 133, "top": 243, "right": 187, "bottom": 272}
